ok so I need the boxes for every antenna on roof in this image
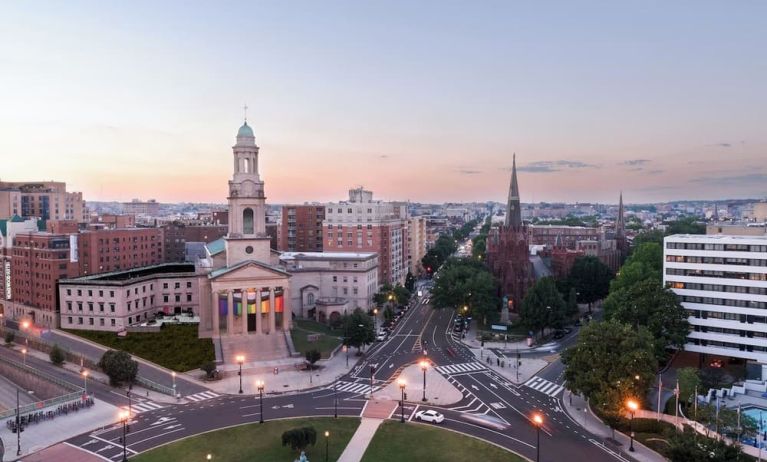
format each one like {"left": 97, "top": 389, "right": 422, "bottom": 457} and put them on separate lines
{"left": 243, "top": 103, "right": 248, "bottom": 123}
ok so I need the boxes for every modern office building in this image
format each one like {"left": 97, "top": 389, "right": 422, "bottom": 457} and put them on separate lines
{"left": 122, "top": 199, "right": 160, "bottom": 216}
{"left": 664, "top": 233, "right": 767, "bottom": 378}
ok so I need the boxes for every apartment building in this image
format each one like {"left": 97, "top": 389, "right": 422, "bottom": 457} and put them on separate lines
{"left": 0, "top": 180, "right": 87, "bottom": 222}
{"left": 278, "top": 204, "right": 324, "bottom": 252}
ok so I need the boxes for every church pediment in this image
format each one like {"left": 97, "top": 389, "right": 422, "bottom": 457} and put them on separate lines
{"left": 209, "top": 260, "right": 290, "bottom": 282}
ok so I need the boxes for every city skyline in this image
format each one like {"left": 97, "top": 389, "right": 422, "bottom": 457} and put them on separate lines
{"left": 1, "top": 1, "right": 765, "bottom": 204}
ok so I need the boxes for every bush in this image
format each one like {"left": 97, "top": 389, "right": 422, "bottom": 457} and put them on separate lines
{"left": 49, "top": 344, "right": 65, "bottom": 365}
{"left": 200, "top": 361, "right": 216, "bottom": 379}
{"left": 4, "top": 331, "right": 15, "bottom": 345}
{"left": 281, "top": 426, "right": 317, "bottom": 452}
{"left": 98, "top": 350, "right": 138, "bottom": 386}
{"left": 305, "top": 349, "right": 321, "bottom": 370}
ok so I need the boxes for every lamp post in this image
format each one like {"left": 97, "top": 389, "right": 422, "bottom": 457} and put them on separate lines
{"left": 626, "top": 399, "right": 639, "bottom": 452}
{"left": 343, "top": 345, "right": 348, "bottom": 368}
{"left": 21, "top": 347, "right": 27, "bottom": 366}
{"left": 420, "top": 360, "right": 428, "bottom": 402}
{"left": 324, "top": 430, "right": 330, "bottom": 462}
{"left": 373, "top": 308, "right": 378, "bottom": 333}
{"left": 236, "top": 354, "right": 245, "bottom": 394}
{"left": 334, "top": 379, "right": 338, "bottom": 418}
{"left": 172, "top": 371, "right": 177, "bottom": 401}
{"left": 119, "top": 409, "right": 130, "bottom": 462}
{"left": 206, "top": 454, "right": 212, "bottom": 461}
{"left": 532, "top": 413, "right": 543, "bottom": 462}
{"left": 16, "top": 388, "right": 33, "bottom": 456}
{"left": 126, "top": 384, "right": 133, "bottom": 432}
{"left": 398, "top": 378, "right": 406, "bottom": 423}
{"left": 82, "top": 369, "right": 89, "bottom": 394}
{"left": 256, "top": 380, "right": 265, "bottom": 423}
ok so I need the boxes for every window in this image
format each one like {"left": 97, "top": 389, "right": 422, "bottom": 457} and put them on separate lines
{"left": 243, "top": 208, "right": 254, "bottom": 234}
{"left": 100, "top": 318, "right": 105, "bottom": 326}
{"left": 187, "top": 294, "right": 192, "bottom": 302}
{"left": 77, "top": 289, "right": 82, "bottom": 296}
{"left": 186, "top": 281, "right": 192, "bottom": 288}
{"left": 88, "top": 290, "right": 92, "bottom": 296}
{"left": 99, "top": 303, "right": 104, "bottom": 312}
{"left": 175, "top": 295, "right": 181, "bottom": 303}
{"left": 99, "top": 290, "right": 103, "bottom": 297}
{"left": 163, "top": 295, "right": 169, "bottom": 303}
{"left": 66, "top": 289, "right": 71, "bottom": 296}
{"left": 67, "top": 316, "right": 72, "bottom": 324}
{"left": 110, "top": 304, "right": 115, "bottom": 313}
{"left": 89, "top": 318, "right": 94, "bottom": 325}
{"left": 175, "top": 282, "right": 180, "bottom": 289}
{"left": 77, "top": 302, "right": 83, "bottom": 311}
{"left": 66, "top": 301, "right": 72, "bottom": 311}
{"left": 109, "top": 291, "right": 114, "bottom": 298}
{"left": 111, "top": 319, "right": 116, "bottom": 326}
{"left": 163, "top": 283, "right": 168, "bottom": 289}
{"left": 333, "top": 276, "right": 337, "bottom": 282}
{"left": 78, "top": 317, "right": 83, "bottom": 325}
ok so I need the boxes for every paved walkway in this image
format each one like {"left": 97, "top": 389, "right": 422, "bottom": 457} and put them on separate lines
{"left": 375, "top": 363, "right": 463, "bottom": 405}
{"left": 337, "top": 418, "right": 384, "bottom": 462}
{"left": 562, "top": 389, "right": 666, "bottom": 462}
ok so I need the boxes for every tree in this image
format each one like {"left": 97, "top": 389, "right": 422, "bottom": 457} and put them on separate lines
{"left": 405, "top": 271, "right": 416, "bottom": 292}
{"left": 604, "top": 279, "right": 689, "bottom": 360}
{"left": 421, "top": 234, "right": 458, "bottom": 273}
{"left": 666, "top": 216, "right": 706, "bottom": 235}
{"left": 4, "top": 331, "right": 14, "bottom": 345}
{"left": 566, "top": 287, "right": 579, "bottom": 318}
{"left": 98, "top": 350, "right": 138, "bottom": 386}
{"left": 305, "top": 349, "right": 321, "bottom": 370}
{"left": 632, "top": 229, "right": 664, "bottom": 247}
{"left": 519, "top": 277, "right": 566, "bottom": 337}
{"left": 694, "top": 403, "right": 757, "bottom": 439}
{"left": 567, "top": 256, "right": 613, "bottom": 306}
{"left": 608, "top": 242, "right": 662, "bottom": 293}
{"left": 667, "top": 426, "right": 744, "bottom": 462}
{"left": 392, "top": 284, "right": 410, "bottom": 305}
{"left": 562, "top": 320, "right": 658, "bottom": 417}
{"left": 49, "top": 344, "right": 65, "bottom": 366}
{"left": 281, "top": 426, "right": 317, "bottom": 454}
{"left": 342, "top": 309, "right": 375, "bottom": 353}
{"left": 200, "top": 361, "right": 216, "bottom": 379}
{"left": 676, "top": 367, "right": 701, "bottom": 409}
{"left": 431, "top": 258, "right": 499, "bottom": 326}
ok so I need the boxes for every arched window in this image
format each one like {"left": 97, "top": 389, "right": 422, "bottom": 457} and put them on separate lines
{"left": 243, "top": 208, "right": 254, "bottom": 234}
{"left": 307, "top": 293, "right": 315, "bottom": 306}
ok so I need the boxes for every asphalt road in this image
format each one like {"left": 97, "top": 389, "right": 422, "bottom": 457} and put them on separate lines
{"left": 59, "top": 288, "right": 631, "bottom": 462}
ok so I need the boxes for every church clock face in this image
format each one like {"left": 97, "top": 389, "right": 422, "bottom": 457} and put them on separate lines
{"left": 245, "top": 246, "right": 254, "bottom": 254}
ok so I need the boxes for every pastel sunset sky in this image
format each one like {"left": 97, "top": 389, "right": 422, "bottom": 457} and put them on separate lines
{"left": 1, "top": 1, "right": 765, "bottom": 205}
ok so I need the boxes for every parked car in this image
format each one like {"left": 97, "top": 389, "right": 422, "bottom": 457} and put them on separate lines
{"left": 376, "top": 332, "right": 387, "bottom": 342}
{"left": 453, "top": 324, "right": 463, "bottom": 332}
{"left": 415, "top": 410, "right": 445, "bottom": 424}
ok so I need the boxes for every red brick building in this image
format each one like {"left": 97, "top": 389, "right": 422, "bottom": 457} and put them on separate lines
{"left": 162, "top": 223, "right": 228, "bottom": 262}
{"left": 78, "top": 228, "right": 164, "bottom": 276}
{"left": 9, "top": 233, "right": 80, "bottom": 326}
{"left": 278, "top": 205, "right": 324, "bottom": 252}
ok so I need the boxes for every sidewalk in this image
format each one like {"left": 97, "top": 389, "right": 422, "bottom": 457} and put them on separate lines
{"left": 375, "top": 363, "right": 462, "bottom": 405}
{"left": 562, "top": 389, "right": 666, "bottom": 462}
{"left": 198, "top": 345, "right": 358, "bottom": 395}
{"left": 337, "top": 418, "right": 383, "bottom": 462}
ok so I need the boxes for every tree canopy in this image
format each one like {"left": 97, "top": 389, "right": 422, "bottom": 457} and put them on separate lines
{"left": 519, "top": 277, "right": 566, "bottom": 337}
{"left": 604, "top": 278, "right": 689, "bottom": 360}
{"left": 421, "top": 234, "right": 458, "bottom": 274}
{"left": 666, "top": 216, "right": 706, "bottom": 235}
{"left": 342, "top": 309, "right": 375, "bottom": 352}
{"left": 567, "top": 256, "right": 613, "bottom": 304}
{"left": 281, "top": 426, "right": 317, "bottom": 453}
{"left": 431, "top": 257, "right": 499, "bottom": 325}
{"left": 667, "top": 426, "right": 744, "bottom": 462}
{"left": 562, "top": 320, "right": 658, "bottom": 417}
{"left": 98, "top": 350, "right": 138, "bottom": 386}
{"left": 609, "top": 242, "right": 662, "bottom": 293}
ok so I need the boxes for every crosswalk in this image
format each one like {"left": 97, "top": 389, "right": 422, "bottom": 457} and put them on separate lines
{"left": 186, "top": 391, "right": 220, "bottom": 402}
{"left": 524, "top": 376, "right": 565, "bottom": 397}
{"left": 130, "top": 400, "right": 164, "bottom": 414}
{"left": 331, "top": 380, "right": 381, "bottom": 395}
{"left": 434, "top": 361, "right": 486, "bottom": 375}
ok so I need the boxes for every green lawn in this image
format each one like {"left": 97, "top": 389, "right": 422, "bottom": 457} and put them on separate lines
{"left": 132, "top": 417, "right": 360, "bottom": 462}
{"left": 291, "top": 319, "right": 343, "bottom": 359}
{"left": 65, "top": 325, "right": 214, "bottom": 372}
{"left": 360, "top": 421, "right": 525, "bottom": 462}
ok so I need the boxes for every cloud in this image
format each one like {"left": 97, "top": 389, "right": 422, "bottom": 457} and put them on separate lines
{"left": 690, "top": 173, "right": 767, "bottom": 185}
{"left": 378, "top": 154, "right": 390, "bottom": 159}
{"left": 457, "top": 169, "right": 482, "bottom": 175}
{"left": 515, "top": 160, "right": 598, "bottom": 173}
{"left": 706, "top": 142, "right": 732, "bottom": 148}
{"left": 621, "top": 159, "right": 650, "bottom": 166}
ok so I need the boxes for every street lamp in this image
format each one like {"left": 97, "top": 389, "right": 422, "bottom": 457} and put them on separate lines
{"left": 420, "top": 360, "right": 429, "bottom": 402}
{"left": 16, "top": 388, "right": 33, "bottom": 456}
{"left": 334, "top": 378, "right": 338, "bottom": 419}
{"left": 532, "top": 413, "right": 543, "bottom": 462}
{"left": 119, "top": 409, "right": 130, "bottom": 462}
{"left": 343, "top": 345, "right": 348, "bottom": 368}
{"left": 21, "top": 320, "right": 30, "bottom": 331}
{"left": 172, "top": 371, "right": 177, "bottom": 401}
{"left": 373, "top": 308, "right": 378, "bottom": 333}
{"left": 626, "top": 399, "right": 639, "bottom": 452}
{"left": 236, "top": 354, "right": 245, "bottom": 394}
{"left": 398, "top": 378, "right": 406, "bottom": 423}
{"left": 324, "top": 430, "right": 330, "bottom": 462}
{"left": 206, "top": 454, "right": 212, "bottom": 461}
{"left": 21, "top": 347, "right": 27, "bottom": 366}
{"left": 82, "top": 369, "right": 89, "bottom": 394}
{"left": 256, "top": 380, "right": 265, "bottom": 424}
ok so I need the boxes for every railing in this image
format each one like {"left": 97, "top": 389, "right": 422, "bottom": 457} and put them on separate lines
{"left": 135, "top": 376, "right": 175, "bottom": 396}
{"left": 0, "top": 391, "right": 84, "bottom": 420}
{"left": 0, "top": 354, "right": 82, "bottom": 393}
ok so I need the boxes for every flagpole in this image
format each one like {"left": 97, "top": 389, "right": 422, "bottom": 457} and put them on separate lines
{"left": 657, "top": 376, "right": 662, "bottom": 421}
{"left": 675, "top": 379, "right": 680, "bottom": 421}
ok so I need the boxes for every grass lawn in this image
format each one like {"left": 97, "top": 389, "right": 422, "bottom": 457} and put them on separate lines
{"left": 132, "top": 417, "right": 360, "bottom": 462}
{"left": 291, "top": 319, "right": 343, "bottom": 359}
{"left": 65, "top": 325, "right": 214, "bottom": 372}
{"left": 361, "top": 421, "right": 525, "bottom": 462}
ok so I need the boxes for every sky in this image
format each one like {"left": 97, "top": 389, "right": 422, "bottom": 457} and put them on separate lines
{"left": 0, "top": 1, "right": 765, "bottom": 205}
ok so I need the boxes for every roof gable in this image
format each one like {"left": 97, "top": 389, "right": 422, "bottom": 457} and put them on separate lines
{"left": 209, "top": 259, "right": 291, "bottom": 282}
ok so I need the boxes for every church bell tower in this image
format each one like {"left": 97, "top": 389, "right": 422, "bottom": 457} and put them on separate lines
{"left": 224, "top": 119, "right": 271, "bottom": 266}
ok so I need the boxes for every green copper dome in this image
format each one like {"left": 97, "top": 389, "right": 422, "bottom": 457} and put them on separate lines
{"left": 237, "top": 122, "right": 254, "bottom": 138}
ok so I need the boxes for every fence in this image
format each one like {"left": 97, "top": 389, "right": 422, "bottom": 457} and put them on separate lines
{"left": 135, "top": 376, "right": 175, "bottom": 396}
{"left": 0, "top": 354, "right": 85, "bottom": 420}
{"left": 0, "top": 326, "right": 99, "bottom": 370}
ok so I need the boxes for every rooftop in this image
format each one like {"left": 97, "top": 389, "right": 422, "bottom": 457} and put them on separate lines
{"left": 279, "top": 251, "right": 377, "bottom": 261}
{"left": 666, "top": 234, "right": 767, "bottom": 242}
{"left": 61, "top": 263, "right": 195, "bottom": 284}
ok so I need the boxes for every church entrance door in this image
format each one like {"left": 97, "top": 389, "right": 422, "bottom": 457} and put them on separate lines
{"left": 247, "top": 313, "right": 257, "bottom": 332}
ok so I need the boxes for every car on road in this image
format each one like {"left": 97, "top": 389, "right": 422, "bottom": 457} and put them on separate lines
{"left": 415, "top": 410, "right": 445, "bottom": 424}
{"left": 376, "top": 332, "right": 387, "bottom": 342}
{"left": 460, "top": 413, "right": 509, "bottom": 431}
{"left": 453, "top": 324, "right": 463, "bottom": 332}
{"left": 553, "top": 330, "right": 565, "bottom": 340}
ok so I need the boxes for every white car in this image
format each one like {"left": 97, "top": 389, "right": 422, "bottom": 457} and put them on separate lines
{"left": 376, "top": 332, "right": 387, "bottom": 342}
{"left": 415, "top": 410, "right": 445, "bottom": 424}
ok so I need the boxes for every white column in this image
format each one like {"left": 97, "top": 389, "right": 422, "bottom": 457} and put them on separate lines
{"left": 255, "top": 289, "right": 262, "bottom": 335}
{"left": 226, "top": 290, "right": 234, "bottom": 336}
{"left": 282, "top": 286, "right": 290, "bottom": 331}
{"left": 211, "top": 291, "right": 219, "bottom": 335}
{"left": 269, "top": 288, "right": 276, "bottom": 333}
{"left": 241, "top": 288, "right": 248, "bottom": 335}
